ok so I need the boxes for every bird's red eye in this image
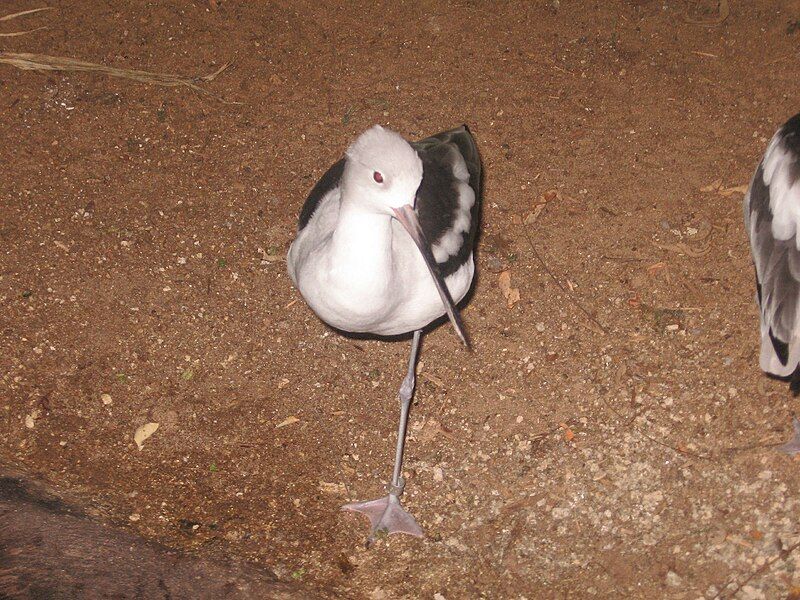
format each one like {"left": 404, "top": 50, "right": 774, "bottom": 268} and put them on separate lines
{"left": 373, "top": 171, "right": 384, "bottom": 183}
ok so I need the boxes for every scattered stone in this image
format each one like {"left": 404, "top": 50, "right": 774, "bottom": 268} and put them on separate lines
{"left": 665, "top": 570, "right": 682, "bottom": 587}
{"left": 486, "top": 255, "right": 504, "bottom": 273}
{"left": 276, "top": 416, "right": 300, "bottom": 428}
{"left": 178, "top": 519, "right": 201, "bottom": 533}
{"left": 740, "top": 585, "right": 765, "bottom": 600}
{"left": 224, "top": 530, "right": 243, "bottom": 542}
{"left": 319, "top": 481, "right": 346, "bottom": 494}
{"left": 133, "top": 422, "right": 159, "bottom": 450}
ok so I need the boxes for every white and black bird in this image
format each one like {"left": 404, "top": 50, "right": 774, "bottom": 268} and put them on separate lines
{"left": 287, "top": 125, "right": 481, "bottom": 541}
{"left": 745, "top": 113, "right": 800, "bottom": 394}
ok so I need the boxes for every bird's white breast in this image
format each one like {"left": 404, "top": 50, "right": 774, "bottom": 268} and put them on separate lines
{"left": 288, "top": 192, "right": 474, "bottom": 336}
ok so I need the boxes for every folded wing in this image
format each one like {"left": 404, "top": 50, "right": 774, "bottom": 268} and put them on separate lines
{"left": 745, "top": 114, "right": 800, "bottom": 376}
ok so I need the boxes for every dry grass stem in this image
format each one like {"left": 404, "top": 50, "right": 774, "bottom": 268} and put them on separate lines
{"left": 0, "top": 7, "right": 53, "bottom": 22}
{"left": 0, "top": 6, "right": 52, "bottom": 36}
{"left": 0, "top": 52, "right": 238, "bottom": 103}
{"left": 0, "top": 27, "right": 47, "bottom": 37}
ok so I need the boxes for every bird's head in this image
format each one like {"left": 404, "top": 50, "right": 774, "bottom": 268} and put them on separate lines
{"left": 342, "top": 125, "right": 424, "bottom": 214}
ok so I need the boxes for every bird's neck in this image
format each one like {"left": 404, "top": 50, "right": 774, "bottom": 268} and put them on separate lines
{"left": 329, "top": 199, "right": 394, "bottom": 278}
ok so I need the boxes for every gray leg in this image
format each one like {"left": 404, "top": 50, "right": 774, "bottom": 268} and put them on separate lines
{"left": 342, "top": 330, "right": 425, "bottom": 542}
{"left": 390, "top": 329, "right": 422, "bottom": 492}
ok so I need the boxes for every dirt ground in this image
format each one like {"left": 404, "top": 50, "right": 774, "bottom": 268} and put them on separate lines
{"left": 3, "top": 0, "right": 800, "bottom": 598}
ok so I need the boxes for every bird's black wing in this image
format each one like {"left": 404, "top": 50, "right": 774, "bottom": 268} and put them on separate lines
{"left": 297, "top": 158, "right": 345, "bottom": 232}
{"left": 412, "top": 126, "right": 482, "bottom": 278}
{"left": 745, "top": 113, "right": 800, "bottom": 375}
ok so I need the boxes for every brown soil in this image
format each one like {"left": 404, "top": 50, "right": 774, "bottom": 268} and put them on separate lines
{"left": 3, "top": 1, "right": 800, "bottom": 598}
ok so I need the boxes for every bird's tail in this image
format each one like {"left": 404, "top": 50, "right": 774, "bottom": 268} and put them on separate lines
{"left": 760, "top": 321, "right": 800, "bottom": 377}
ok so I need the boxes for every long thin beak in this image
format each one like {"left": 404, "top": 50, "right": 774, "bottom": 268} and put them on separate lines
{"left": 392, "top": 204, "right": 469, "bottom": 348}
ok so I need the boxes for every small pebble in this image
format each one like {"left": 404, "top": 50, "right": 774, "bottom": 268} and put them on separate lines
{"left": 740, "top": 585, "right": 765, "bottom": 600}
{"left": 485, "top": 255, "right": 504, "bottom": 273}
{"left": 665, "top": 570, "right": 682, "bottom": 587}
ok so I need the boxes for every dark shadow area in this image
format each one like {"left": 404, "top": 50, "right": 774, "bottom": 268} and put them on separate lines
{"left": 0, "top": 462, "right": 313, "bottom": 600}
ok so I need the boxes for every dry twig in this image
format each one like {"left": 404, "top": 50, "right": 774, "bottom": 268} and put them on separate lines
{"left": 0, "top": 6, "right": 52, "bottom": 37}
{"left": 521, "top": 211, "right": 607, "bottom": 334}
{"left": 0, "top": 7, "right": 52, "bottom": 21}
{"left": 0, "top": 27, "right": 47, "bottom": 37}
{"left": 655, "top": 241, "right": 712, "bottom": 257}
{"left": 0, "top": 52, "right": 238, "bottom": 103}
